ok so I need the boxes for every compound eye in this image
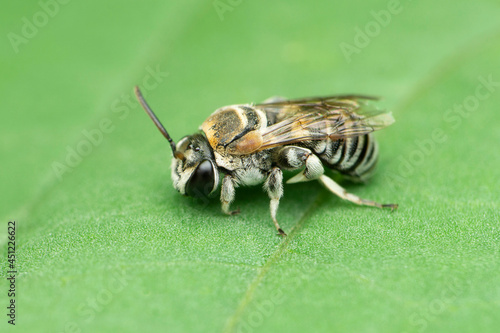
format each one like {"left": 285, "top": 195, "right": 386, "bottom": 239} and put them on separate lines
{"left": 186, "top": 160, "right": 215, "bottom": 198}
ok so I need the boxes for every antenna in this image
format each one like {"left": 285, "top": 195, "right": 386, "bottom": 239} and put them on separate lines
{"left": 134, "top": 86, "right": 177, "bottom": 156}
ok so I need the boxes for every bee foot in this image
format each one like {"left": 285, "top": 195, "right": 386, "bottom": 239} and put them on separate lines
{"left": 277, "top": 228, "right": 287, "bottom": 237}
{"left": 382, "top": 203, "right": 398, "bottom": 211}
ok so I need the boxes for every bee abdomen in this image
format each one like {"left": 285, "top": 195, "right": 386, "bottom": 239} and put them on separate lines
{"left": 317, "top": 134, "right": 378, "bottom": 180}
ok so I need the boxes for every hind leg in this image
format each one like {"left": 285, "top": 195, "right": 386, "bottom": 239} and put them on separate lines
{"left": 274, "top": 146, "right": 324, "bottom": 183}
{"left": 319, "top": 174, "right": 398, "bottom": 210}
{"left": 274, "top": 146, "right": 397, "bottom": 211}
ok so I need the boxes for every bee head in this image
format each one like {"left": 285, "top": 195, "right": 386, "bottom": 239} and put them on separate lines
{"left": 134, "top": 86, "right": 219, "bottom": 199}
{"left": 171, "top": 134, "right": 218, "bottom": 197}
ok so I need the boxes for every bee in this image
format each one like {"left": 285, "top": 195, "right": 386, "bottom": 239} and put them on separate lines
{"left": 134, "top": 86, "right": 397, "bottom": 236}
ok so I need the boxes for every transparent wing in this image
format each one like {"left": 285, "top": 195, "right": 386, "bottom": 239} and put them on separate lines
{"left": 253, "top": 96, "right": 394, "bottom": 151}
{"left": 255, "top": 95, "right": 378, "bottom": 116}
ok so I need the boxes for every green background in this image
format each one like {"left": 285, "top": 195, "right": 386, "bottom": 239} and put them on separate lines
{"left": 1, "top": 0, "right": 499, "bottom": 332}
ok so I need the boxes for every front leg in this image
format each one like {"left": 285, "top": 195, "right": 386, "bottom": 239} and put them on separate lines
{"left": 264, "top": 167, "right": 286, "bottom": 236}
{"left": 221, "top": 174, "right": 240, "bottom": 215}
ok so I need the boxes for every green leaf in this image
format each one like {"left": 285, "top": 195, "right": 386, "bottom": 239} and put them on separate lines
{"left": 1, "top": 0, "right": 499, "bottom": 332}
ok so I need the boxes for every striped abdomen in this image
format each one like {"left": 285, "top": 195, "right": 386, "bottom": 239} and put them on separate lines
{"left": 305, "top": 134, "right": 379, "bottom": 181}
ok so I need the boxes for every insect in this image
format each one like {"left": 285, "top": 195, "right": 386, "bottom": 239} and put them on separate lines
{"left": 135, "top": 86, "right": 397, "bottom": 236}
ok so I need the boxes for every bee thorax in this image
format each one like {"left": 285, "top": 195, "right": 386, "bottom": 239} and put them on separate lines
{"left": 233, "top": 167, "right": 267, "bottom": 186}
{"left": 214, "top": 150, "right": 272, "bottom": 186}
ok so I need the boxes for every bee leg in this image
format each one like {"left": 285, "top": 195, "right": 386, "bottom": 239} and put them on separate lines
{"left": 274, "top": 146, "right": 324, "bottom": 183}
{"left": 319, "top": 175, "right": 398, "bottom": 210}
{"left": 264, "top": 167, "right": 286, "bottom": 236}
{"left": 221, "top": 174, "right": 240, "bottom": 215}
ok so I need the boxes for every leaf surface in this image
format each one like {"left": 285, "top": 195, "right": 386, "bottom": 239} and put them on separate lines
{"left": 1, "top": 1, "right": 499, "bottom": 332}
